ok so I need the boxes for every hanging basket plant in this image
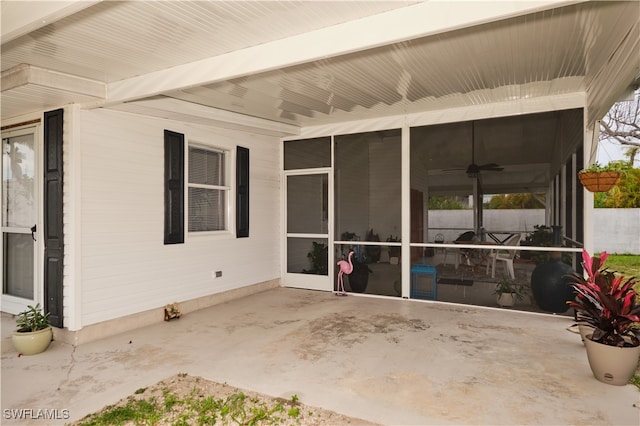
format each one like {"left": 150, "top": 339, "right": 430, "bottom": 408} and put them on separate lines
{"left": 578, "top": 163, "right": 621, "bottom": 192}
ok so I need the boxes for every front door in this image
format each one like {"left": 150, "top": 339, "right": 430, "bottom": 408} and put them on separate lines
{"left": 1, "top": 125, "right": 41, "bottom": 314}
{"left": 284, "top": 171, "right": 331, "bottom": 291}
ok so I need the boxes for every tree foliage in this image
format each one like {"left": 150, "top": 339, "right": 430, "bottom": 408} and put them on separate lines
{"left": 486, "top": 193, "right": 545, "bottom": 209}
{"left": 593, "top": 92, "right": 640, "bottom": 206}
{"left": 599, "top": 90, "right": 639, "bottom": 165}
{"left": 428, "top": 196, "right": 467, "bottom": 210}
{"left": 594, "top": 164, "right": 640, "bottom": 208}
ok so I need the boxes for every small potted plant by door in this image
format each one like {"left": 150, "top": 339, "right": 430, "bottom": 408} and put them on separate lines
{"left": 578, "top": 163, "right": 622, "bottom": 192}
{"left": 12, "top": 303, "right": 53, "bottom": 355}
{"left": 494, "top": 277, "right": 527, "bottom": 308}
{"left": 567, "top": 250, "right": 640, "bottom": 386}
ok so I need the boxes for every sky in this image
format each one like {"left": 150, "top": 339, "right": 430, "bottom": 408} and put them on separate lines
{"left": 596, "top": 92, "right": 639, "bottom": 167}
{"left": 596, "top": 138, "right": 639, "bottom": 167}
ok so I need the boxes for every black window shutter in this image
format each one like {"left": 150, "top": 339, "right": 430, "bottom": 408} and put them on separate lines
{"left": 43, "top": 109, "right": 64, "bottom": 328}
{"left": 164, "top": 130, "right": 184, "bottom": 244}
{"left": 236, "top": 146, "right": 250, "bottom": 238}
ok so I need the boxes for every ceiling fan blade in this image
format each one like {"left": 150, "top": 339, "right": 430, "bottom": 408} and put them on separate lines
{"left": 478, "top": 163, "right": 504, "bottom": 171}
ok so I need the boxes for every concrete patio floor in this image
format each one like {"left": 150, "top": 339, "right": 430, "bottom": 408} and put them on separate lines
{"left": 2, "top": 287, "right": 639, "bottom": 425}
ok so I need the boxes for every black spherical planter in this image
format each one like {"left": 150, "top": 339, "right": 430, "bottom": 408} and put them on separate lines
{"left": 530, "top": 258, "right": 574, "bottom": 313}
{"left": 347, "top": 263, "right": 369, "bottom": 293}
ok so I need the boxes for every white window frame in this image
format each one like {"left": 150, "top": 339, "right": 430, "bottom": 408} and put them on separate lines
{"left": 186, "top": 142, "right": 231, "bottom": 234}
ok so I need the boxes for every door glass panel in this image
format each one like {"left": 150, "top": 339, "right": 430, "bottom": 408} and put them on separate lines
{"left": 2, "top": 130, "right": 36, "bottom": 300}
{"left": 287, "top": 174, "right": 328, "bottom": 234}
{"left": 2, "top": 133, "right": 35, "bottom": 227}
{"left": 3, "top": 233, "right": 34, "bottom": 299}
{"left": 287, "top": 237, "right": 328, "bottom": 275}
{"left": 284, "top": 137, "right": 331, "bottom": 170}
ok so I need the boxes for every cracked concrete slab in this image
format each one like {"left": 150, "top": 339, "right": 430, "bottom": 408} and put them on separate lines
{"left": 2, "top": 287, "right": 639, "bottom": 425}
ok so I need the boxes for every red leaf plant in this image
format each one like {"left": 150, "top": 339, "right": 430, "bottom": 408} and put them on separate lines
{"left": 567, "top": 250, "right": 640, "bottom": 347}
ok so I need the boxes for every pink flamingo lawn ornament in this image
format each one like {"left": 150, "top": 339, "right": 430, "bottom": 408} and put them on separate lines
{"left": 336, "top": 251, "right": 354, "bottom": 296}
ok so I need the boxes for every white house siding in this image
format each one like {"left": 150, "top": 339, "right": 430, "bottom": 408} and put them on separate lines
{"left": 77, "top": 109, "right": 281, "bottom": 327}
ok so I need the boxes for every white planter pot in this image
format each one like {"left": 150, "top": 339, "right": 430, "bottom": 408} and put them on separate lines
{"left": 496, "top": 293, "right": 516, "bottom": 307}
{"left": 578, "top": 324, "right": 594, "bottom": 345}
{"left": 583, "top": 335, "right": 640, "bottom": 386}
{"left": 11, "top": 327, "right": 53, "bottom": 355}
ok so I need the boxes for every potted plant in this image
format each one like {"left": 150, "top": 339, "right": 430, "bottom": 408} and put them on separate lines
{"left": 340, "top": 232, "right": 372, "bottom": 293}
{"left": 348, "top": 251, "right": 372, "bottom": 293}
{"left": 304, "top": 241, "right": 328, "bottom": 275}
{"left": 528, "top": 225, "right": 576, "bottom": 314}
{"left": 578, "top": 162, "right": 622, "bottom": 192}
{"left": 522, "top": 225, "right": 572, "bottom": 265}
{"left": 567, "top": 250, "right": 640, "bottom": 385}
{"left": 494, "top": 277, "right": 527, "bottom": 308}
{"left": 12, "top": 303, "right": 53, "bottom": 355}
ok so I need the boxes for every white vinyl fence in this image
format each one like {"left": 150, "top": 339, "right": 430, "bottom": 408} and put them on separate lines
{"left": 427, "top": 209, "right": 639, "bottom": 255}
{"left": 593, "top": 208, "right": 640, "bottom": 254}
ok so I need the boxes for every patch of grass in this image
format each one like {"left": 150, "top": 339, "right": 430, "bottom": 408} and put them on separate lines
{"left": 79, "top": 397, "right": 161, "bottom": 426}
{"left": 76, "top": 381, "right": 309, "bottom": 426}
{"left": 606, "top": 254, "right": 640, "bottom": 279}
{"left": 288, "top": 407, "right": 300, "bottom": 418}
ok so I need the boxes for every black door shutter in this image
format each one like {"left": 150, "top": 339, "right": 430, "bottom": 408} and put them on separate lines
{"left": 164, "top": 130, "right": 184, "bottom": 244}
{"left": 43, "top": 109, "right": 64, "bottom": 328}
{"left": 236, "top": 146, "right": 249, "bottom": 238}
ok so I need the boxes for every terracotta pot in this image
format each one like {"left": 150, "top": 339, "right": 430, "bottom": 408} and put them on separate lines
{"left": 12, "top": 327, "right": 53, "bottom": 355}
{"left": 578, "top": 171, "right": 621, "bottom": 192}
{"left": 583, "top": 335, "right": 640, "bottom": 386}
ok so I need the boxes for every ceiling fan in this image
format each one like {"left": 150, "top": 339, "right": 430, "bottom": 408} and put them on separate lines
{"left": 463, "top": 121, "right": 504, "bottom": 177}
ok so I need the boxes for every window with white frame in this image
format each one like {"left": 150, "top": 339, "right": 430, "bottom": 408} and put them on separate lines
{"left": 188, "top": 145, "right": 229, "bottom": 232}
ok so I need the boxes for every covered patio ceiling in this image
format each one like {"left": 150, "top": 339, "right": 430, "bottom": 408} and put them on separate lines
{"left": 2, "top": 1, "right": 639, "bottom": 194}
{"left": 412, "top": 108, "right": 584, "bottom": 195}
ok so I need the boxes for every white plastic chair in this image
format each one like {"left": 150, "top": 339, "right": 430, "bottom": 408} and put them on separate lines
{"left": 486, "top": 234, "right": 521, "bottom": 279}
